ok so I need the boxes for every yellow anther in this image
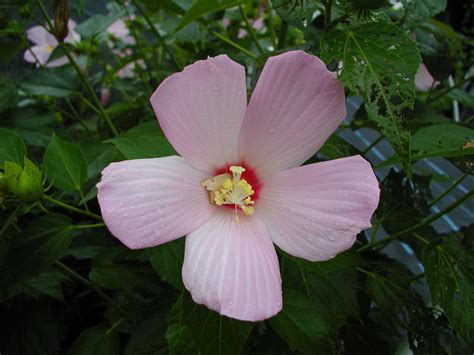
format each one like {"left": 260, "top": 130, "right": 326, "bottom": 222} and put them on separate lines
{"left": 201, "top": 165, "right": 256, "bottom": 222}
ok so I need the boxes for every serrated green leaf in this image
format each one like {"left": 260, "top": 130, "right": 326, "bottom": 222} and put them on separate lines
{"left": 166, "top": 292, "right": 253, "bottom": 355}
{"left": 42, "top": 133, "right": 88, "bottom": 192}
{"left": 107, "top": 121, "right": 176, "bottom": 159}
{"left": 148, "top": 238, "right": 184, "bottom": 290}
{"left": 175, "top": 0, "right": 247, "bottom": 32}
{"left": 0, "top": 214, "right": 73, "bottom": 292}
{"left": 321, "top": 23, "right": 421, "bottom": 176}
{"left": 402, "top": 0, "right": 447, "bottom": 24}
{"left": 68, "top": 325, "right": 120, "bottom": 355}
{"left": 422, "top": 238, "right": 474, "bottom": 345}
{"left": 0, "top": 128, "right": 26, "bottom": 168}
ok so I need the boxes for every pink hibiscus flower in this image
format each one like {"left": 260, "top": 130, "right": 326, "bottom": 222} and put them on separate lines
{"left": 107, "top": 18, "right": 136, "bottom": 46}
{"left": 24, "top": 19, "right": 80, "bottom": 67}
{"left": 97, "top": 51, "right": 380, "bottom": 321}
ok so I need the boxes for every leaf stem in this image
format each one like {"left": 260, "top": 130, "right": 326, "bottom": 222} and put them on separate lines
{"left": 277, "top": 20, "right": 289, "bottom": 49}
{"left": 34, "top": 0, "right": 119, "bottom": 137}
{"left": 73, "top": 223, "right": 106, "bottom": 230}
{"left": 132, "top": 0, "right": 180, "bottom": 71}
{"left": 0, "top": 205, "right": 22, "bottom": 237}
{"left": 429, "top": 173, "right": 468, "bottom": 207}
{"left": 208, "top": 29, "right": 259, "bottom": 62}
{"left": 426, "top": 76, "right": 473, "bottom": 104}
{"left": 54, "top": 260, "right": 126, "bottom": 316}
{"left": 43, "top": 194, "right": 102, "bottom": 221}
{"left": 357, "top": 189, "right": 474, "bottom": 253}
{"left": 239, "top": 5, "right": 264, "bottom": 54}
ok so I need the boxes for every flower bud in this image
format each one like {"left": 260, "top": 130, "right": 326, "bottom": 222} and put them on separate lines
{"left": 4, "top": 159, "right": 43, "bottom": 202}
{"left": 51, "top": 0, "right": 70, "bottom": 42}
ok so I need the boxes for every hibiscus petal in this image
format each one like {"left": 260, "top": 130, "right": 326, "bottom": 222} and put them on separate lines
{"left": 258, "top": 155, "right": 379, "bottom": 261}
{"left": 150, "top": 55, "right": 247, "bottom": 173}
{"left": 182, "top": 210, "right": 282, "bottom": 321}
{"left": 238, "top": 51, "right": 346, "bottom": 178}
{"left": 24, "top": 45, "right": 51, "bottom": 66}
{"left": 97, "top": 156, "right": 215, "bottom": 249}
{"left": 26, "top": 25, "right": 51, "bottom": 45}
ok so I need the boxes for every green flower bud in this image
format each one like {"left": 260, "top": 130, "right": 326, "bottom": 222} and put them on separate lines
{"left": 4, "top": 159, "right": 43, "bottom": 202}
{"left": 52, "top": 0, "right": 70, "bottom": 42}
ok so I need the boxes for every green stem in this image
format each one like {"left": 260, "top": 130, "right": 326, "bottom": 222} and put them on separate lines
{"left": 357, "top": 189, "right": 474, "bottom": 253}
{"left": 133, "top": 0, "right": 180, "bottom": 71}
{"left": 43, "top": 194, "right": 102, "bottom": 221}
{"left": 362, "top": 135, "right": 383, "bottom": 156}
{"left": 73, "top": 223, "right": 106, "bottom": 230}
{"left": 267, "top": 1, "right": 277, "bottom": 48}
{"left": 0, "top": 205, "right": 22, "bottom": 237}
{"left": 429, "top": 173, "right": 468, "bottom": 207}
{"left": 323, "top": 0, "right": 333, "bottom": 29}
{"left": 427, "top": 76, "right": 473, "bottom": 104}
{"left": 208, "top": 29, "right": 259, "bottom": 62}
{"left": 239, "top": 5, "right": 264, "bottom": 54}
{"left": 64, "top": 98, "right": 94, "bottom": 135}
{"left": 54, "top": 260, "right": 126, "bottom": 316}
{"left": 277, "top": 20, "right": 289, "bottom": 49}
{"left": 35, "top": 0, "right": 119, "bottom": 137}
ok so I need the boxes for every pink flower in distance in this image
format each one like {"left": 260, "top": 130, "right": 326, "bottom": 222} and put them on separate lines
{"left": 415, "top": 63, "right": 439, "bottom": 91}
{"left": 107, "top": 18, "right": 135, "bottom": 46}
{"left": 97, "top": 51, "right": 380, "bottom": 321}
{"left": 24, "top": 20, "right": 80, "bottom": 67}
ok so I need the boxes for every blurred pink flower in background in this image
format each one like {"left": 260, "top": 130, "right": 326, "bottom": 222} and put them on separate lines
{"left": 415, "top": 63, "right": 439, "bottom": 91}
{"left": 107, "top": 18, "right": 135, "bottom": 46}
{"left": 24, "top": 19, "right": 80, "bottom": 67}
{"left": 97, "top": 51, "right": 380, "bottom": 321}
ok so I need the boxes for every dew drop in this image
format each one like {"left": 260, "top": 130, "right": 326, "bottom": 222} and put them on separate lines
{"left": 268, "top": 128, "right": 275, "bottom": 135}
{"left": 214, "top": 86, "right": 218, "bottom": 91}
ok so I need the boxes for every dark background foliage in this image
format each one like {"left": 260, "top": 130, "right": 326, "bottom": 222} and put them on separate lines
{"left": 0, "top": 0, "right": 473, "bottom": 354}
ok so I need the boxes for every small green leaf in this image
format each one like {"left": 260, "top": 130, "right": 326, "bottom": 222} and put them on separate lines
{"left": 0, "top": 128, "right": 26, "bottom": 168}
{"left": 166, "top": 292, "right": 253, "bottom": 355}
{"left": 321, "top": 23, "right": 421, "bottom": 176}
{"left": 411, "top": 124, "right": 474, "bottom": 159}
{"left": 107, "top": 121, "right": 176, "bottom": 159}
{"left": 148, "top": 238, "right": 185, "bottom": 290}
{"left": 21, "top": 67, "right": 79, "bottom": 97}
{"left": 175, "top": 0, "right": 247, "bottom": 32}
{"left": 0, "top": 214, "right": 73, "bottom": 292}
{"left": 68, "top": 325, "right": 120, "bottom": 355}
{"left": 42, "top": 133, "right": 88, "bottom": 192}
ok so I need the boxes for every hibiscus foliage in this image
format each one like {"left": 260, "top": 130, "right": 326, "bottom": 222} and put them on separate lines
{"left": 0, "top": 0, "right": 473, "bottom": 354}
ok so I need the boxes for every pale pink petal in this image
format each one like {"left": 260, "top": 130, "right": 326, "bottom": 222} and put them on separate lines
{"left": 24, "top": 45, "right": 51, "bottom": 66}
{"left": 182, "top": 210, "right": 282, "bottom": 321}
{"left": 26, "top": 25, "right": 50, "bottom": 45}
{"left": 238, "top": 51, "right": 346, "bottom": 178}
{"left": 150, "top": 55, "right": 247, "bottom": 173}
{"left": 253, "top": 17, "right": 264, "bottom": 30}
{"left": 97, "top": 156, "right": 215, "bottom": 249}
{"left": 46, "top": 55, "right": 69, "bottom": 67}
{"left": 65, "top": 19, "right": 81, "bottom": 43}
{"left": 415, "top": 63, "right": 438, "bottom": 91}
{"left": 258, "top": 155, "right": 379, "bottom": 261}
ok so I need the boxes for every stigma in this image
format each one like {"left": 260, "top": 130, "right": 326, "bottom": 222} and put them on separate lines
{"left": 201, "top": 165, "right": 255, "bottom": 222}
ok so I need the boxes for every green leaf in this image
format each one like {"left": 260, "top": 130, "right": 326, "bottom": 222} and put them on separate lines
{"left": 0, "top": 74, "right": 18, "bottom": 113}
{"left": 148, "top": 238, "right": 185, "bottom": 290}
{"left": 422, "top": 237, "right": 474, "bottom": 345}
{"left": 175, "top": 0, "right": 247, "bottom": 32}
{"left": 0, "top": 214, "right": 73, "bottom": 292}
{"left": 81, "top": 142, "right": 117, "bottom": 182}
{"left": 321, "top": 23, "right": 421, "bottom": 176}
{"left": 269, "top": 289, "right": 334, "bottom": 354}
{"left": 402, "top": 0, "right": 447, "bottom": 24}
{"left": 21, "top": 67, "right": 79, "bottom": 97}
{"left": 75, "top": 3, "right": 125, "bottom": 38}
{"left": 68, "top": 325, "right": 120, "bottom": 355}
{"left": 124, "top": 314, "right": 169, "bottom": 355}
{"left": 42, "top": 133, "right": 88, "bottom": 192}
{"left": 447, "top": 89, "right": 474, "bottom": 109}
{"left": 107, "top": 121, "right": 176, "bottom": 159}
{"left": 166, "top": 292, "right": 253, "bottom": 355}
{"left": 271, "top": 0, "right": 319, "bottom": 26}
{"left": 0, "top": 128, "right": 26, "bottom": 168}
{"left": 411, "top": 124, "right": 474, "bottom": 159}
